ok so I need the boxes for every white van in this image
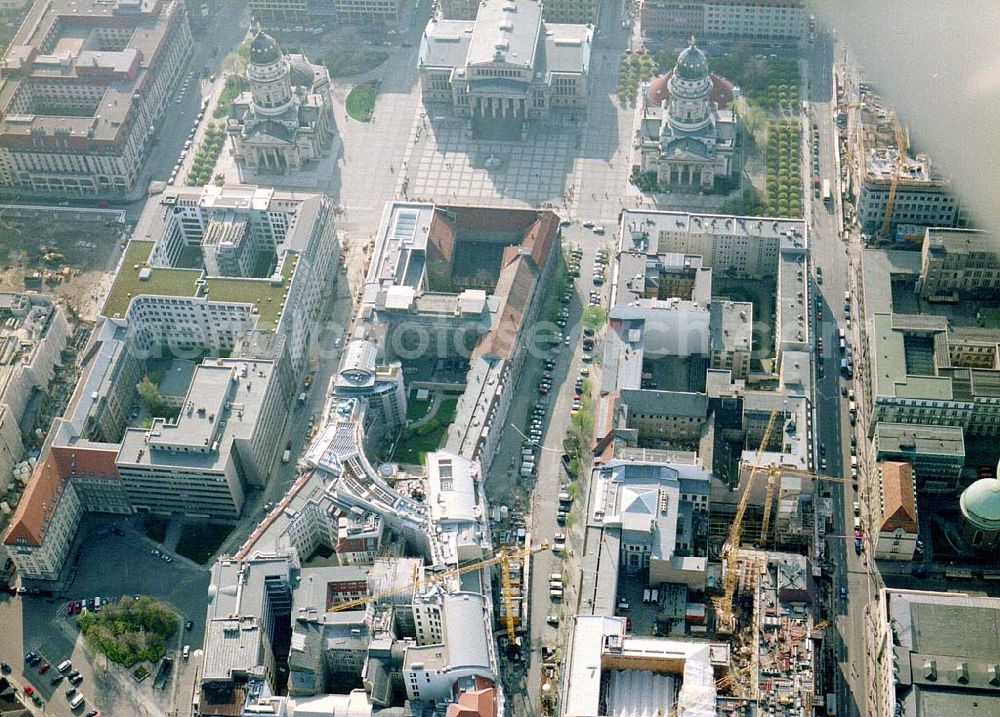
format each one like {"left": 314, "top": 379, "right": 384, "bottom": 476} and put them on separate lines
{"left": 57, "top": 660, "right": 72, "bottom": 673}
{"left": 69, "top": 693, "right": 85, "bottom": 710}
{"left": 850, "top": 456, "right": 858, "bottom": 468}
{"left": 182, "top": 644, "right": 190, "bottom": 660}
{"left": 549, "top": 573, "right": 563, "bottom": 583}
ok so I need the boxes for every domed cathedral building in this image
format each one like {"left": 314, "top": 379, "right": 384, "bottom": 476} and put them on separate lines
{"left": 227, "top": 31, "right": 334, "bottom": 174}
{"left": 959, "top": 467, "right": 1000, "bottom": 550}
{"left": 634, "top": 39, "right": 738, "bottom": 190}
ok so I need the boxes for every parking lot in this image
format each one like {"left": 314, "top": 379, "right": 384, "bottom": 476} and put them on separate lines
{"left": 0, "top": 513, "right": 210, "bottom": 717}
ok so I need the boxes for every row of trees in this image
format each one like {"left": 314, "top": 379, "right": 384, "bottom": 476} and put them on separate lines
{"left": 763, "top": 119, "right": 803, "bottom": 218}
{"left": 617, "top": 50, "right": 657, "bottom": 107}
{"left": 186, "top": 124, "right": 227, "bottom": 187}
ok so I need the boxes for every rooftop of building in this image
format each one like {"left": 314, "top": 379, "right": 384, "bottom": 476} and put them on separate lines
{"left": 873, "top": 422, "right": 966, "bottom": 458}
{"left": 710, "top": 300, "right": 752, "bottom": 354}
{"left": 403, "top": 591, "right": 492, "bottom": 673}
{"left": 860, "top": 247, "right": 923, "bottom": 315}
{"left": 102, "top": 239, "right": 298, "bottom": 329}
{"left": 620, "top": 210, "right": 806, "bottom": 249}
{"left": 562, "top": 615, "right": 715, "bottom": 717}
{"left": 0, "top": 0, "right": 184, "bottom": 142}
{"left": 877, "top": 461, "right": 918, "bottom": 534}
{"left": 466, "top": 0, "right": 542, "bottom": 68}
{"left": 420, "top": 1, "right": 591, "bottom": 78}
{"left": 924, "top": 227, "right": 997, "bottom": 258}
{"left": 202, "top": 616, "right": 267, "bottom": 682}
{"left": 777, "top": 234, "right": 810, "bottom": 349}
{"left": 882, "top": 588, "right": 1000, "bottom": 715}
{"left": 118, "top": 359, "right": 274, "bottom": 473}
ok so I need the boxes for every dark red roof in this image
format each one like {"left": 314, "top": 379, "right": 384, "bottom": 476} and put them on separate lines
{"left": 646, "top": 73, "right": 736, "bottom": 110}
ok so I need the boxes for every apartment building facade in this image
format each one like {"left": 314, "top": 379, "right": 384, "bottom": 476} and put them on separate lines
{"left": 250, "top": 0, "right": 401, "bottom": 24}
{"left": 0, "top": 0, "right": 192, "bottom": 196}
{"left": 640, "top": 0, "right": 807, "bottom": 42}
{"left": 919, "top": 228, "right": 999, "bottom": 302}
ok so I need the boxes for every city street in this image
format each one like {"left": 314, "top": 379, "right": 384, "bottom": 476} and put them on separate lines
{"left": 806, "top": 30, "right": 878, "bottom": 717}
{"left": 483, "top": 223, "right": 609, "bottom": 716}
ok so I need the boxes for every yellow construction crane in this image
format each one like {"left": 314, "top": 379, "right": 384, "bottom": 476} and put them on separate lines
{"left": 329, "top": 541, "right": 550, "bottom": 636}
{"left": 879, "top": 113, "right": 909, "bottom": 240}
{"left": 718, "top": 410, "right": 779, "bottom": 628}
{"left": 758, "top": 465, "right": 780, "bottom": 547}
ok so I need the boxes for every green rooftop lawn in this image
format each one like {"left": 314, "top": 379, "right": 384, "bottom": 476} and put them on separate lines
{"left": 102, "top": 241, "right": 199, "bottom": 318}
{"left": 102, "top": 241, "right": 298, "bottom": 330}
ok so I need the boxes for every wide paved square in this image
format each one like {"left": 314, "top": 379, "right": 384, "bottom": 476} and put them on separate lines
{"left": 399, "top": 113, "right": 574, "bottom": 207}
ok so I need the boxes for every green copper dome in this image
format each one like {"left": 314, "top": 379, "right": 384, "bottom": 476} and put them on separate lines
{"left": 960, "top": 477, "right": 1000, "bottom": 531}
{"left": 675, "top": 43, "right": 708, "bottom": 82}
{"left": 249, "top": 31, "right": 282, "bottom": 66}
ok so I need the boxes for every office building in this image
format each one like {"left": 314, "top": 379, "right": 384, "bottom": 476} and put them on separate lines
{"left": 959, "top": 474, "right": 1000, "bottom": 551}
{"left": 441, "top": 0, "right": 601, "bottom": 23}
{"left": 364, "top": 202, "right": 560, "bottom": 472}
{"left": 3, "top": 454, "right": 83, "bottom": 581}
{"left": 228, "top": 32, "right": 335, "bottom": 174}
{"left": 332, "top": 339, "right": 407, "bottom": 447}
{"left": 869, "top": 423, "right": 965, "bottom": 495}
{"left": 103, "top": 184, "right": 339, "bottom": 381}
{"left": 419, "top": 0, "right": 592, "bottom": 136}
{"left": 0, "top": 0, "right": 193, "bottom": 197}
{"left": 0, "top": 294, "right": 70, "bottom": 494}
{"left": 200, "top": 554, "right": 295, "bottom": 713}
{"left": 862, "top": 313, "right": 1000, "bottom": 441}
{"left": 586, "top": 459, "right": 710, "bottom": 587}
{"left": 599, "top": 210, "right": 813, "bottom": 472}
{"left": 402, "top": 591, "right": 497, "bottom": 704}
{"left": 639, "top": 0, "right": 808, "bottom": 42}
{"left": 636, "top": 42, "right": 737, "bottom": 189}
{"left": 116, "top": 359, "right": 284, "bottom": 519}
{"left": 870, "top": 461, "right": 918, "bottom": 561}
{"left": 919, "top": 228, "right": 1000, "bottom": 302}
{"left": 867, "top": 588, "right": 1000, "bottom": 717}
{"left": 249, "top": 0, "right": 402, "bottom": 25}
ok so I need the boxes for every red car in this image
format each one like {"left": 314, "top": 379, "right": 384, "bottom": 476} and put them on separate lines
{"left": 67, "top": 602, "right": 75, "bottom": 616}
{"left": 38, "top": 664, "right": 50, "bottom": 675}
{"left": 23, "top": 685, "right": 33, "bottom": 696}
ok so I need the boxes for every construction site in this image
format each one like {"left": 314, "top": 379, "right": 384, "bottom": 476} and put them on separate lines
{"left": 706, "top": 415, "right": 831, "bottom": 717}
{"left": 837, "top": 80, "right": 960, "bottom": 241}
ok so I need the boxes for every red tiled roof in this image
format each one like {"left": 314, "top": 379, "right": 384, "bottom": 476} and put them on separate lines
{"left": 443, "top": 205, "right": 539, "bottom": 233}
{"left": 446, "top": 687, "right": 497, "bottom": 717}
{"left": 472, "top": 257, "right": 537, "bottom": 361}
{"left": 4, "top": 445, "right": 120, "bottom": 547}
{"left": 3, "top": 454, "right": 66, "bottom": 547}
{"left": 646, "top": 73, "right": 736, "bottom": 109}
{"left": 51, "top": 444, "right": 120, "bottom": 480}
{"left": 519, "top": 210, "right": 560, "bottom": 273}
{"left": 879, "top": 461, "right": 918, "bottom": 534}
